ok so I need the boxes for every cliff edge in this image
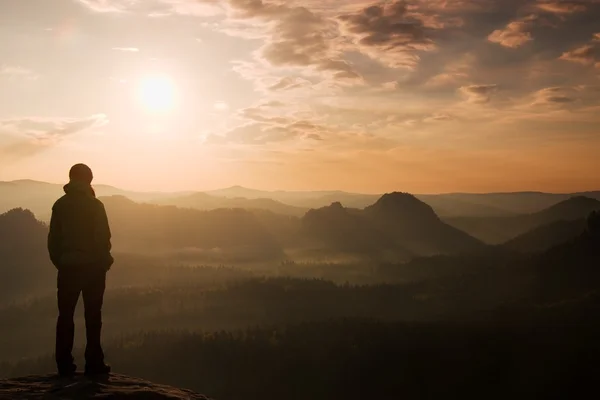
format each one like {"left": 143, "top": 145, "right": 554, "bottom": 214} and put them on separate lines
{"left": 0, "top": 373, "right": 211, "bottom": 399}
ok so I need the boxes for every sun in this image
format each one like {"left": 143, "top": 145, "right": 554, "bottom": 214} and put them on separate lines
{"left": 137, "top": 75, "right": 176, "bottom": 112}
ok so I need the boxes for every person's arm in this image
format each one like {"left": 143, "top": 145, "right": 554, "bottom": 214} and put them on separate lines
{"left": 47, "top": 205, "right": 62, "bottom": 269}
{"left": 96, "top": 202, "right": 114, "bottom": 270}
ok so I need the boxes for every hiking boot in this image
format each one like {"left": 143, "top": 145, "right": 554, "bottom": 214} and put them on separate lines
{"left": 84, "top": 363, "right": 111, "bottom": 376}
{"left": 58, "top": 363, "right": 77, "bottom": 377}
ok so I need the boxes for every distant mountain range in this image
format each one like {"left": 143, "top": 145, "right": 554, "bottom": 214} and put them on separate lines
{"left": 364, "top": 193, "right": 484, "bottom": 256}
{"left": 154, "top": 192, "right": 307, "bottom": 216}
{"left": 502, "top": 219, "right": 588, "bottom": 253}
{"left": 206, "top": 186, "right": 600, "bottom": 216}
{"left": 2, "top": 188, "right": 599, "bottom": 304}
{"left": 2, "top": 179, "right": 599, "bottom": 220}
{"left": 2, "top": 190, "right": 591, "bottom": 262}
{"left": 0, "top": 208, "right": 54, "bottom": 302}
{"left": 300, "top": 193, "right": 484, "bottom": 260}
{"left": 447, "top": 196, "right": 600, "bottom": 244}
{"left": 533, "top": 211, "right": 600, "bottom": 301}
{"left": 2, "top": 181, "right": 599, "bottom": 262}
{"left": 421, "top": 191, "right": 600, "bottom": 215}
{"left": 101, "top": 192, "right": 489, "bottom": 261}
{"left": 0, "top": 191, "right": 490, "bottom": 266}
{"left": 207, "top": 186, "right": 382, "bottom": 210}
{"left": 99, "top": 196, "right": 283, "bottom": 260}
{"left": 0, "top": 180, "right": 191, "bottom": 221}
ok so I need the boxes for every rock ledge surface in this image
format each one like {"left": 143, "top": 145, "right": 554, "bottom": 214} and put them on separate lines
{"left": 0, "top": 373, "right": 211, "bottom": 399}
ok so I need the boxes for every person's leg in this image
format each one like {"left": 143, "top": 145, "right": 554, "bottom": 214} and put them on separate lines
{"left": 56, "top": 269, "right": 81, "bottom": 375}
{"left": 82, "top": 268, "right": 109, "bottom": 373}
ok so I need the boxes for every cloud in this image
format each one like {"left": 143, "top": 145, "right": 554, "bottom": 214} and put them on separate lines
{"left": 536, "top": 1, "right": 588, "bottom": 14}
{"left": 56, "top": 0, "right": 600, "bottom": 153}
{"left": 338, "top": 1, "right": 436, "bottom": 69}
{"left": 231, "top": 60, "right": 343, "bottom": 97}
{"left": 214, "top": 101, "right": 230, "bottom": 111}
{"left": 382, "top": 110, "right": 456, "bottom": 128}
{"left": 76, "top": 0, "right": 222, "bottom": 16}
{"left": 532, "top": 86, "right": 579, "bottom": 105}
{"left": 165, "top": 0, "right": 223, "bottom": 16}
{"left": 76, "top": 0, "right": 130, "bottom": 12}
{"left": 207, "top": 120, "right": 326, "bottom": 145}
{"left": 260, "top": 100, "right": 285, "bottom": 107}
{"left": 206, "top": 117, "right": 396, "bottom": 152}
{"left": 226, "top": 0, "right": 361, "bottom": 81}
{"left": 488, "top": 16, "right": 535, "bottom": 48}
{"left": 424, "top": 113, "right": 454, "bottom": 122}
{"left": 0, "top": 114, "right": 109, "bottom": 161}
{"left": 459, "top": 84, "right": 498, "bottom": 104}
{"left": 423, "top": 53, "right": 474, "bottom": 88}
{"left": 381, "top": 81, "right": 399, "bottom": 91}
{"left": 0, "top": 114, "right": 109, "bottom": 144}
{"left": 425, "top": 72, "right": 466, "bottom": 88}
{"left": 0, "top": 66, "right": 39, "bottom": 80}
{"left": 526, "top": 85, "right": 600, "bottom": 110}
{"left": 205, "top": 99, "right": 329, "bottom": 145}
{"left": 239, "top": 106, "right": 290, "bottom": 125}
{"left": 486, "top": 1, "right": 595, "bottom": 49}
{"left": 268, "top": 76, "right": 313, "bottom": 91}
{"left": 560, "top": 32, "right": 600, "bottom": 66}
{"left": 112, "top": 47, "right": 140, "bottom": 52}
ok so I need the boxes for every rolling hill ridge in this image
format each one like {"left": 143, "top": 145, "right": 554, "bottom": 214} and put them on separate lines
{"left": 446, "top": 196, "right": 600, "bottom": 244}
{"left": 300, "top": 192, "right": 484, "bottom": 260}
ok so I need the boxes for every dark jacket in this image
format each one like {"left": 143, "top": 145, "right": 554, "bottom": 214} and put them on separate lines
{"left": 48, "top": 181, "right": 114, "bottom": 270}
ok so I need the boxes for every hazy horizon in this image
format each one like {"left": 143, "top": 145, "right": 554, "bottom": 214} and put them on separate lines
{"left": 2, "top": 177, "right": 600, "bottom": 196}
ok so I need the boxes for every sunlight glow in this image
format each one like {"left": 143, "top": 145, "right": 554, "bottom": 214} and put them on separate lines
{"left": 138, "top": 75, "right": 176, "bottom": 112}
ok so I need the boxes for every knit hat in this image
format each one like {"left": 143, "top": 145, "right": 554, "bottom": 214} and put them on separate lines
{"left": 69, "top": 163, "right": 94, "bottom": 184}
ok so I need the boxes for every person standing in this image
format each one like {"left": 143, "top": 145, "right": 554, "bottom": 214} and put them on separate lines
{"left": 48, "top": 164, "right": 113, "bottom": 376}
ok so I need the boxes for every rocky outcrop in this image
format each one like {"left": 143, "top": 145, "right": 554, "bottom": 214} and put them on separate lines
{"left": 0, "top": 373, "right": 211, "bottom": 399}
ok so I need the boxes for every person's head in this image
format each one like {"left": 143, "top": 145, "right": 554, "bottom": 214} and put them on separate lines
{"left": 69, "top": 163, "right": 93, "bottom": 184}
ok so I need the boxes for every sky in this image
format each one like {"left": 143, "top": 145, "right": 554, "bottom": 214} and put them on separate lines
{"left": 0, "top": 0, "right": 599, "bottom": 193}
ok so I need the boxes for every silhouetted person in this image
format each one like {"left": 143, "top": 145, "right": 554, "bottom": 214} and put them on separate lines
{"left": 48, "top": 164, "right": 114, "bottom": 377}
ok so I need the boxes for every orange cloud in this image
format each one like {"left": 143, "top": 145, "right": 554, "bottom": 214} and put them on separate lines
{"left": 459, "top": 84, "right": 498, "bottom": 104}
{"left": 488, "top": 17, "right": 535, "bottom": 48}
{"left": 560, "top": 33, "right": 600, "bottom": 66}
{"left": 338, "top": 1, "right": 436, "bottom": 69}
